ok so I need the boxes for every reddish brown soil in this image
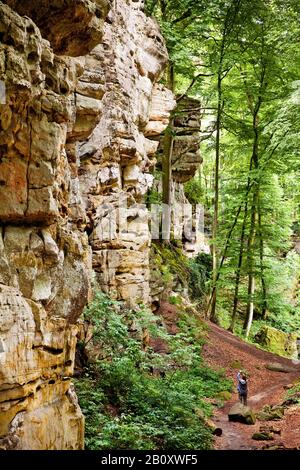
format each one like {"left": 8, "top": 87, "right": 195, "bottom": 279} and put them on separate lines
{"left": 202, "top": 321, "right": 300, "bottom": 450}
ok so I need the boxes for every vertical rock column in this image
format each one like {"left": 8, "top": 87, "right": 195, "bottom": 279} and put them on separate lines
{"left": 76, "top": 0, "right": 176, "bottom": 303}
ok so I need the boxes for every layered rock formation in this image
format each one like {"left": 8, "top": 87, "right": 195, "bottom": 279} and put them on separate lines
{"left": 152, "top": 95, "right": 208, "bottom": 257}
{"left": 171, "top": 97, "right": 203, "bottom": 184}
{"left": 76, "top": 2, "right": 175, "bottom": 303}
{"left": 0, "top": 0, "right": 174, "bottom": 449}
{"left": 149, "top": 97, "right": 209, "bottom": 305}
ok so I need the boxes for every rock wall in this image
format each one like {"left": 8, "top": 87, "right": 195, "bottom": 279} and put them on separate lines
{"left": 172, "top": 97, "right": 203, "bottom": 184}
{"left": 152, "top": 96, "right": 209, "bottom": 257}
{"left": 77, "top": 1, "right": 175, "bottom": 304}
{"left": 149, "top": 97, "right": 209, "bottom": 306}
{"left": 0, "top": 0, "right": 174, "bottom": 449}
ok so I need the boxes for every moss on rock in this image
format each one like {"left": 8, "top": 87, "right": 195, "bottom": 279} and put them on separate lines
{"left": 254, "top": 325, "right": 298, "bottom": 359}
{"left": 216, "top": 390, "right": 231, "bottom": 401}
{"left": 228, "top": 403, "right": 256, "bottom": 425}
{"left": 252, "top": 432, "right": 274, "bottom": 441}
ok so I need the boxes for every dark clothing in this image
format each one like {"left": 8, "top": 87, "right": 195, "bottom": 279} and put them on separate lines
{"left": 237, "top": 372, "right": 248, "bottom": 405}
{"left": 239, "top": 393, "right": 247, "bottom": 406}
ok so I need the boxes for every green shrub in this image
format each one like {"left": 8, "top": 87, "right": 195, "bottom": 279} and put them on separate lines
{"left": 188, "top": 252, "right": 212, "bottom": 301}
{"left": 184, "top": 177, "right": 203, "bottom": 205}
{"left": 75, "top": 292, "right": 232, "bottom": 450}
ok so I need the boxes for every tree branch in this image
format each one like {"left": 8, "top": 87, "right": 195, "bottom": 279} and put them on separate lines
{"left": 172, "top": 8, "right": 192, "bottom": 24}
{"left": 177, "top": 73, "right": 214, "bottom": 102}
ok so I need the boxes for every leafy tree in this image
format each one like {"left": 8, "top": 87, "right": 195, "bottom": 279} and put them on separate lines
{"left": 148, "top": 0, "right": 300, "bottom": 337}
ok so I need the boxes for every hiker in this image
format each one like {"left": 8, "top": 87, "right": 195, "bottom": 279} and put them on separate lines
{"left": 237, "top": 370, "right": 248, "bottom": 406}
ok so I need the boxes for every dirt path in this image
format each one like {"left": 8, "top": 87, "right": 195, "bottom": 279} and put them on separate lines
{"left": 202, "top": 321, "right": 300, "bottom": 450}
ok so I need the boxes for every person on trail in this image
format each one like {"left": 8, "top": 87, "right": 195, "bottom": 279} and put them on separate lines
{"left": 237, "top": 370, "right": 248, "bottom": 406}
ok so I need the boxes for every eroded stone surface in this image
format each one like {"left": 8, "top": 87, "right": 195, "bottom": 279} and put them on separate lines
{"left": 0, "top": 0, "right": 174, "bottom": 449}
{"left": 2, "top": 0, "right": 110, "bottom": 56}
{"left": 171, "top": 97, "right": 203, "bottom": 183}
{"left": 76, "top": 1, "right": 176, "bottom": 303}
{"left": 0, "top": 0, "right": 96, "bottom": 450}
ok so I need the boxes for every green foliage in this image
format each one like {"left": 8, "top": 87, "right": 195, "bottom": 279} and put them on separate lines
{"left": 146, "top": 0, "right": 300, "bottom": 335}
{"left": 184, "top": 176, "right": 204, "bottom": 205}
{"left": 168, "top": 294, "right": 182, "bottom": 305}
{"left": 152, "top": 242, "right": 190, "bottom": 288}
{"left": 149, "top": 0, "right": 300, "bottom": 354}
{"left": 188, "top": 253, "right": 212, "bottom": 301}
{"left": 145, "top": 189, "right": 163, "bottom": 205}
{"left": 145, "top": 171, "right": 163, "bottom": 206}
{"left": 151, "top": 242, "right": 212, "bottom": 305}
{"left": 75, "top": 292, "right": 232, "bottom": 450}
{"left": 195, "top": 1, "right": 300, "bottom": 332}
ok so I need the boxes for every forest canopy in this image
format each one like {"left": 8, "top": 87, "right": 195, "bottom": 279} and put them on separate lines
{"left": 146, "top": 0, "right": 300, "bottom": 337}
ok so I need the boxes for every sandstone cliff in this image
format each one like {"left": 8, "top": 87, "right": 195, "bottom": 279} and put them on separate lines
{"left": 0, "top": 0, "right": 175, "bottom": 449}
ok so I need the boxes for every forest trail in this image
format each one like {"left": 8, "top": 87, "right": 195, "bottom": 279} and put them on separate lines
{"left": 202, "top": 321, "right": 300, "bottom": 450}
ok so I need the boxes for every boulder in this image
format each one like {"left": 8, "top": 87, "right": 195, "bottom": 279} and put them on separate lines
{"left": 252, "top": 432, "right": 274, "bottom": 441}
{"left": 281, "top": 391, "right": 300, "bottom": 407}
{"left": 203, "top": 418, "right": 222, "bottom": 437}
{"left": 265, "top": 362, "right": 297, "bottom": 373}
{"left": 259, "top": 425, "right": 281, "bottom": 435}
{"left": 255, "top": 325, "right": 298, "bottom": 359}
{"left": 256, "top": 405, "right": 285, "bottom": 421}
{"left": 228, "top": 403, "right": 256, "bottom": 425}
{"left": 261, "top": 442, "right": 299, "bottom": 450}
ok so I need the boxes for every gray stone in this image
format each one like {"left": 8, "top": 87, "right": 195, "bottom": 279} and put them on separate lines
{"left": 265, "top": 362, "right": 297, "bottom": 373}
{"left": 228, "top": 403, "right": 256, "bottom": 425}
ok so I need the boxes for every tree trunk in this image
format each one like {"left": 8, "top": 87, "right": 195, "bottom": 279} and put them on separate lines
{"left": 258, "top": 199, "right": 267, "bottom": 318}
{"left": 245, "top": 276, "right": 255, "bottom": 338}
{"left": 161, "top": 63, "right": 174, "bottom": 242}
{"left": 207, "top": 1, "right": 242, "bottom": 321}
{"left": 243, "top": 85, "right": 262, "bottom": 334}
{"left": 230, "top": 201, "right": 248, "bottom": 332}
{"left": 230, "top": 151, "right": 255, "bottom": 332}
{"left": 210, "top": 72, "right": 222, "bottom": 323}
{"left": 244, "top": 182, "right": 258, "bottom": 334}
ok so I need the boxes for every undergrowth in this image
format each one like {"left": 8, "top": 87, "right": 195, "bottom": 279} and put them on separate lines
{"left": 151, "top": 242, "right": 212, "bottom": 305}
{"left": 75, "top": 292, "right": 232, "bottom": 450}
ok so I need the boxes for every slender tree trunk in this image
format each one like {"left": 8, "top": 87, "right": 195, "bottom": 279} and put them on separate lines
{"left": 206, "top": 193, "right": 246, "bottom": 317}
{"left": 230, "top": 201, "right": 248, "bottom": 332}
{"left": 258, "top": 199, "right": 267, "bottom": 318}
{"left": 243, "top": 87, "right": 262, "bottom": 335}
{"left": 198, "top": 166, "right": 202, "bottom": 194}
{"left": 210, "top": 73, "right": 222, "bottom": 323}
{"left": 243, "top": 150, "right": 259, "bottom": 333}
{"left": 260, "top": 267, "right": 267, "bottom": 318}
{"left": 242, "top": 35, "right": 266, "bottom": 336}
{"left": 244, "top": 190, "right": 257, "bottom": 335}
{"left": 162, "top": 123, "right": 173, "bottom": 241}
{"left": 207, "top": 0, "right": 242, "bottom": 321}
{"left": 161, "top": 63, "right": 174, "bottom": 242}
{"left": 245, "top": 276, "right": 255, "bottom": 338}
{"left": 230, "top": 151, "right": 255, "bottom": 331}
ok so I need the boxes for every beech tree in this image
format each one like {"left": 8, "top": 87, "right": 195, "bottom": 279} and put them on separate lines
{"left": 148, "top": 0, "right": 300, "bottom": 337}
